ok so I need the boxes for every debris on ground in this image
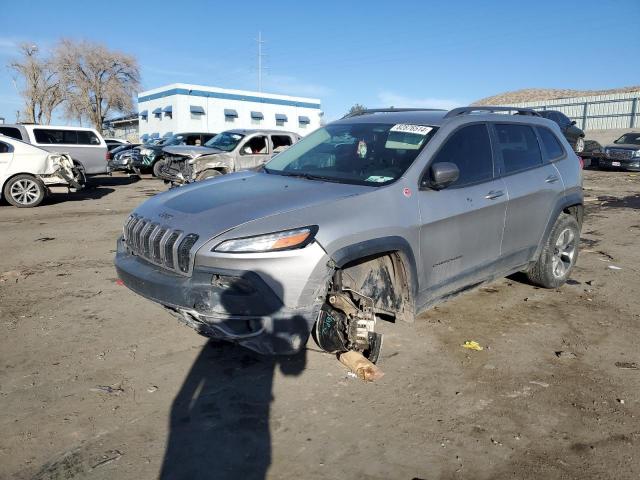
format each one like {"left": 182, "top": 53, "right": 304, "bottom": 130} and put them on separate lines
{"left": 615, "top": 361, "right": 639, "bottom": 370}
{"left": 146, "top": 385, "right": 158, "bottom": 393}
{"left": 617, "top": 398, "right": 625, "bottom": 405}
{"left": 35, "top": 237, "right": 55, "bottom": 242}
{"left": 462, "top": 340, "right": 484, "bottom": 351}
{"left": 91, "top": 450, "right": 123, "bottom": 469}
{"left": 338, "top": 351, "right": 384, "bottom": 382}
{"left": 90, "top": 385, "right": 124, "bottom": 395}
{"left": 555, "top": 351, "right": 577, "bottom": 359}
{"left": 608, "top": 265, "right": 622, "bottom": 270}
{"left": 0, "top": 270, "right": 29, "bottom": 283}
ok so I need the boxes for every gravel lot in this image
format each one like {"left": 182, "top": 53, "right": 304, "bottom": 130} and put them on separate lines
{"left": 1, "top": 170, "right": 639, "bottom": 480}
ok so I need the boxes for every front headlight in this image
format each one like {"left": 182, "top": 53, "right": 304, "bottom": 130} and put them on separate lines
{"left": 140, "top": 148, "right": 153, "bottom": 156}
{"left": 633, "top": 150, "right": 640, "bottom": 158}
{"left": 213, "top": 226, "right": 318, "bottom": 253}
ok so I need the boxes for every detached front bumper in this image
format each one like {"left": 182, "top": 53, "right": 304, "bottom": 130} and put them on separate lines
{"left": 114, "top": 238, "right": 330, "bottom": 354}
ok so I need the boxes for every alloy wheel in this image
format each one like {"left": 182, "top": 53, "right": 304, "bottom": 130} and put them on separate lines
{"left": 552, "top": 228, "right": 577, "bottom": 279}
{"left": 10, "top": 178, "right": 41, "bottom": 206}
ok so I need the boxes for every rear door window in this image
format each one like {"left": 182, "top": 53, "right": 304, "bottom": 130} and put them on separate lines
{"left": 537, "top": 127, "right": 565, "bottom": 161}
{"left": 34, "top": 129, "right": 78, "bottom": 144}
{"left": 271, "top": 135, "right": 293, "bottom": 153}
{"left": 494, "top": 124, "right": 543, "bottom": 174}
{"left": 0, "top": 127, "right": 23, "bottom": 140}
{"left": 77, "top": 130, "right": 100, "bottom": 145}
{"left": 431, "top": 123, "right": 494, "bottom": 187}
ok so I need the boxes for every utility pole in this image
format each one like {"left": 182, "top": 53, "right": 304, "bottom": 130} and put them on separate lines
{"left": 257, "top": 31, "right": 265, "bottom": 92}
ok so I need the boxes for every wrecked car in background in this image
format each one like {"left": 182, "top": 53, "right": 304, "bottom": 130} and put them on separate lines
{"left": 133, "top": 132, "right": 216, "bottom": 177}
{"left": 599, "top": 132, "right": 640, "bottom": 171}
{"left": 159, "top": 129, "right": 300, "bottom": 185}
{"left": 0, "top": 135, "right": 83, "bottom": 207}
{"left": 115, "top": 106, "right": 583, "bottom": 360}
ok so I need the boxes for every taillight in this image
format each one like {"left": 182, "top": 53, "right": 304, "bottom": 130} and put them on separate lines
{"left": 106, "top": 151, "right": 111, "bottom": 161}
{"left": 578, "top": 156, "right": 584, "bottom": 169}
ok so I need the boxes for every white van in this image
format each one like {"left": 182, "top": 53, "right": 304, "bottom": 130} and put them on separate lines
{"left": 0, "top": 135, "right": 83, "bottom": 207}
{"left": 0, "top": 124, "right": 109, "bottom": 176}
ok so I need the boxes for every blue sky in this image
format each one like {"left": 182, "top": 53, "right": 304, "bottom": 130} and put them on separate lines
{"left": 1, "top": 0, "right": 639, "bottom": 123}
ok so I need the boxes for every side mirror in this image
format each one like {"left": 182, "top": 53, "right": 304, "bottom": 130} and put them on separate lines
{"left": 570, "top": 120, "right": 577, "bottom": 126}
{"left": 424, "top": 162, "right": 459, "bottom": 190}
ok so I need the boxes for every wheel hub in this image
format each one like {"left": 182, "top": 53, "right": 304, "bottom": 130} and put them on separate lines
{"left": 10, "top": 179, "right": 40, "bottom": 205}
{"left": 552, "top": 227, "right": 576, "bottom": 279}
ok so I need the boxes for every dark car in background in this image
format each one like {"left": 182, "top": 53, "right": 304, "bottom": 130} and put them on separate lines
{"left": 538, "top": 110, "right": 585, "bottom": 153}
{"left": 599, "top": 132, "right": 640, "bottom": 171}
{"left": 107, "top": 143, "right": 142, "bottom": 174}
{"left": 134, "top": 132, "right": 216, "bottom": 176}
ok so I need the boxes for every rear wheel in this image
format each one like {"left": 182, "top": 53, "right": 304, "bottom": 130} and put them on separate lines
{"left": 526, "top": 213, "right": 579, "bottom": 288}
{"left": 3, "top": 174, "right": 46, "bottom": 208}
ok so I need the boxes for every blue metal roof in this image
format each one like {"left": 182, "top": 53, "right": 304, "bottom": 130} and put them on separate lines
{"left": 138, "top": 87, "right": 321, "bottom": 109}
{"left": 139, "top": 110, "right": 148, "bottom": 117}
{"left": 152, "top": 108, "right": 162, "bottom": 115}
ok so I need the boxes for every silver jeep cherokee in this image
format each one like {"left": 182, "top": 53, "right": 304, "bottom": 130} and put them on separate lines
{"left": 115, "top": 107, "right": 583, "bottom": 359}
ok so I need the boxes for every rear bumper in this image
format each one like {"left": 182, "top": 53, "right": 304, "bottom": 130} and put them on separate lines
{"left": 114, "top": 238, "right": 327, "bottom": 354}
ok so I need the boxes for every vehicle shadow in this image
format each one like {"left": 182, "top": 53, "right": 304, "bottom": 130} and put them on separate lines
{"left": 45, "top": 187, "right": 116, "bottom": 204}
{"left": 160, "top": 273, "right": 309, "bottom": 480}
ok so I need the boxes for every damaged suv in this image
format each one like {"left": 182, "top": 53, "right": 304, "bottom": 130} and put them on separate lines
{"left": 159, "top": 129, "right": 300, "bottom": 185}
{"left": 115, "top": 107, "right": 583, "bottom": 359}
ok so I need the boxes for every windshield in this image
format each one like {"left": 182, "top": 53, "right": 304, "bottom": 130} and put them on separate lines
{"left": 614, "top": 133, "right": 640, "bottom": 145}
{"left": 204, "top": 132, "right": 245, "bottom": 151}
{"left": 264, "top": 122, "right": 436, "bottom": 185}
{"left": 163, "top": 134, "right": 186, "bottom": 146}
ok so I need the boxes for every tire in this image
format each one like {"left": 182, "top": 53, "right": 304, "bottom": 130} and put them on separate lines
{"left": 526, "top": 213, "right": 580, "bottom": 288}
{"left": 152, "top": 159, "right": 165, "bottom": 177}
{"left": 3, "top": 174, "right": 46, "bottom": 208}
{"left": 196, "top": 169, "right": 222, "bottom": 181}
{"left": 73, "top": 163, "right": 87, "bottom": 189}
{"left": 575, "top": 137, "right": 585, "bottom": 153}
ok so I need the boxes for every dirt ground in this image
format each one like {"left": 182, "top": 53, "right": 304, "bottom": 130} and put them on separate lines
{"left": 1, "top": 170, "right": 639, "bottom": 480}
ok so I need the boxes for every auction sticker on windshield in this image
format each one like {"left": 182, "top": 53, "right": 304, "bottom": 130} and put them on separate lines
{"left": 390, "top": 124, "right": 433, "bottom": 135}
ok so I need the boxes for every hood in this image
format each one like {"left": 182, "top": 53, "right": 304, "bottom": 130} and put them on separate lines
{"left": 162, "top": 145, "right": 222, "bottom": 158}
{"left": 605, "top": 143, "right": 640, "bottom": 150}
{"left": 133, "top": 171, "right": 370, "bottom": 244}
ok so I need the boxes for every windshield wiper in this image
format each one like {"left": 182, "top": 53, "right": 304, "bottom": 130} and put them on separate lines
{"left": 274, "top": 171, "right": 346, "bottom": 183}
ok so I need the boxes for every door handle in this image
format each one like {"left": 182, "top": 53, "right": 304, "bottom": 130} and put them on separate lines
{"left": 545, "top": 175, "right": 559, "bottom": 183}
{"left": 485, "top": 190, "right": 504, "bottom": 200}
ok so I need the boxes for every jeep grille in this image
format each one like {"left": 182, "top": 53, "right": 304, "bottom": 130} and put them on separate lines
{"left": 607, "top": 148, "right": 634, "bottom": 160}
{"left": 123, "top": 215, "right": 199, "bottom": 275}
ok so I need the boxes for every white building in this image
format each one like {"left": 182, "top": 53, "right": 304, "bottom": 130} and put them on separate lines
{"left": 137, "top": 83, "right": 322, "bottom": 141}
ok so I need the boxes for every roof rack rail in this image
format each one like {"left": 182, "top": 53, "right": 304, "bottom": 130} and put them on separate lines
{"left": 444, "top": 106, "right": 541, "bottom": 118}
{"left": 342, "top": 107, "right": 446, "bottom": 119}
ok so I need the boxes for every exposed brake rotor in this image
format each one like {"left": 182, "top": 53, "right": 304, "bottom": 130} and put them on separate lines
{"left": 314, "top": 290, "right": 383, "bottom": 364}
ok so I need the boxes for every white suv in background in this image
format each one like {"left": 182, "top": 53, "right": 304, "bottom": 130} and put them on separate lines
{"left": 0, "top": 124, "right": 109, "bottom": 177}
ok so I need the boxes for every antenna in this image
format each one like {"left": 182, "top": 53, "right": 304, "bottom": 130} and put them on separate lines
{"left": 256, "top": 31, "right": 266, "bottom": 92}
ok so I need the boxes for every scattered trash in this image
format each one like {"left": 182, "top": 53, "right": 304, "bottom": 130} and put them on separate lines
{"left": 608, "top": 265, "right": 622, "bottom": 270}
{"left": 585, "top": 280, "right": 594, "bottom": 286}
{"left": 146, "top": 385, "right": 158, "bottom": 393}
{"left": 529, "top": 380, "right": 550, "bottom": 388}
{"left": 617, "top": 398, "right": 625, "bottom": 405}
{"left": 115, "top": 279, "right": 124, "bottom": 286}
{"left": 91, "top": 450, "right": 123, "bottom": 469}
{"left": 90, "top": 385, "right": 124, "bottom": 395}
{"left": 346, "top": 371, "right": 358, "bottom": 379}
{"left": 615, "top": 361, "right": 638, "bottom": 370}
{"left": 338, "top": 351, "right": 384, "bottom": 382}
{"left": 481, "top": 287, "right": 499, "bottom": 293}
{"left": 490, "top": 438, "right": 503, "bottom": 446}
{"left": 555, "top": 351, "right": 577, "bottom": 359}
{"left": 462, "top": 340, "right": 483, "bottom": 351}
{"left": 35, "top": 237, "right": 55, "bottom": 242}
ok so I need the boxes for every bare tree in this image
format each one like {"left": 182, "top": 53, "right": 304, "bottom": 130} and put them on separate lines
{"left": 8, "top": 43, "right": 64, "bottom": 124}
{"left": 54, "top": 39, "right": 140, "bottom": 133}
{"left": 346, "top": 103, "right": 367, "bottom": 117}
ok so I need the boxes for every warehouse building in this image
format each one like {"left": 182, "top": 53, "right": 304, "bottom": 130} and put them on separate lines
{"left": 495, "top": 89, "right": 640, "bottom": 131}
{"left": 137, "top": 83, "right": 322, "bottom": 141}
